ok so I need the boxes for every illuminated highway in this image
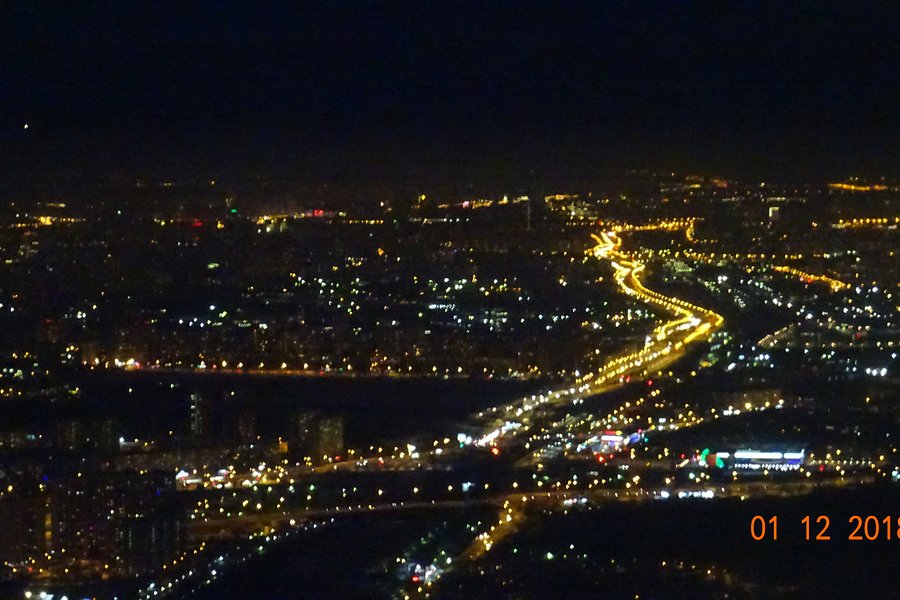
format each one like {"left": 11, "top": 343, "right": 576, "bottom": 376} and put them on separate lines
{"left": 466, "top": 229, "right": 724, "bottom": 460}
{"left": 187, "top": 472, "right": 874, "bottom": 540}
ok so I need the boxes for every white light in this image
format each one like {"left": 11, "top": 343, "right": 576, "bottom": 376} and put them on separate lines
{"left": 733, "top": 451, "right": 782, "bottom": 460}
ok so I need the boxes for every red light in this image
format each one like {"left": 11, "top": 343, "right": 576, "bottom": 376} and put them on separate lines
{"left": 192, "top": 220, "right": 203, "bottom": 228}
{"left": 490, "top": 447, "right": 500, "bottom": 456}
{"left": 597, "top": 455, "right": 605, "bottom": 462}
{"left": 647, "top": 379, "right": 653, "bottom": 386}
{"left": 819, "top": 464, "right": 825, "bottom": 472}
{"left": 680, "top": 453, "right": 685, "bottom": 459}
{"left": 625, "top": 375, "right": 631, "bottom": 382}
{"left": 412, "top": 575, "right": 420, "bottom": 582}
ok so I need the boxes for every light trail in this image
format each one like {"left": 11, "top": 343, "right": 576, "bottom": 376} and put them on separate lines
{"left": 468, "top": 228, "right": 725, "bottom": 455}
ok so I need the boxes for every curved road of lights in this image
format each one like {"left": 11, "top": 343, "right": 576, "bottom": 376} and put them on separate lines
{"left": 471, "top": 229, "right": 724, "bottom": 451}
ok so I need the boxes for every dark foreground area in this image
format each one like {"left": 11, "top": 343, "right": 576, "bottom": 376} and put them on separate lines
{"left": 183, "top": 485, "right": 900, "bottom": 599}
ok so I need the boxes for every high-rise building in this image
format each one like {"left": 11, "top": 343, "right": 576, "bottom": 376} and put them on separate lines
{"left": 189, "top": 390, "right": 207, "bottom": 438}
{"left": 291, "top": 411, "right": 344, "bottom": 461}
{"left": 317, "top": 415, "right": 344, "bottom": 459}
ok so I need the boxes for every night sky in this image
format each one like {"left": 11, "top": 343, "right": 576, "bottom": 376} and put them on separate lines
{"left": 3, "top": 2, "right": 900, "bottom": 185}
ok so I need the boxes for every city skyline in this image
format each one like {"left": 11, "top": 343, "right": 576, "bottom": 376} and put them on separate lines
{"left": 2, "top": 4, "right": 900, "bottom": 599}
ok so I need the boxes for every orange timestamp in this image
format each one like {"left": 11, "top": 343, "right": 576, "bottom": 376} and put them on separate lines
{"left": 750, "top": 514, "right": 900, "bottom": 541}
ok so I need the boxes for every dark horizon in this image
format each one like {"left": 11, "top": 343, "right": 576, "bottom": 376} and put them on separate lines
{"left": 3, "top": 3, "right": 900, "bottom": 188}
